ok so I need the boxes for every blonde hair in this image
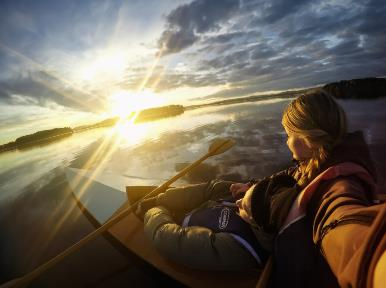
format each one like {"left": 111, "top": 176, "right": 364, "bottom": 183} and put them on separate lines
{"left": 282, "top": 89, "right": 348, "bottom": 187}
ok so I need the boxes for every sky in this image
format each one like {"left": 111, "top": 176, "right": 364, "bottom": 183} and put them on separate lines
{"left": 0, "top": 0, "right": 385, "bottom": 144}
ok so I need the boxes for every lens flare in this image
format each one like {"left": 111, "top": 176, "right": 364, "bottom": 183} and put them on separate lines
{"left": 109, "top": 89, "right": 165, "bottom": 118}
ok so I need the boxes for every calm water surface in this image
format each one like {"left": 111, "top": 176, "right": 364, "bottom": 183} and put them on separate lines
{"left": 0, "top": 98, "right": 385, "bottom": 287}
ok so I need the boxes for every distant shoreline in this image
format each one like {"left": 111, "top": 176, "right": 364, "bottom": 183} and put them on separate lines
{"left": 184, "top": 88, "right": 309, "bottom": 110}
{"left": 0, "top": 91, "right": 304, "bottom": 153}
{"left": 1, "top": 77, "right": 385, "bottom": 153}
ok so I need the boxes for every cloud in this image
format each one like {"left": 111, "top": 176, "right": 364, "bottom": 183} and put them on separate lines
{"left": 119, "top": 67, "right": 225, "bottom": 93}
{"left": 158, "top": 29, "right": 199, "bottom": 55}
{"left": 255, "top": 0, "right": 311, "bottom": 24}
{"left": 174, "top": 0, "right": 386, "bottom": 98}
{"left": 158, "top": 0, "right": 240, "bottom": 55}
{"left": 204, "top": 31, "right": 244, "bottom": 44}
{"left": 1, "top": 0, "right": 386, "bottom": 115}
{"left": 0, "top": 71, "right": 106, "bottom": 113}
{"left": 356, "top": 0, "right": 386, "bottom": 35}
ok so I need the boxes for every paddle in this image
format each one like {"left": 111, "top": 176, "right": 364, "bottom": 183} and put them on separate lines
{"left": 0, "top": 137, "right": 235, "bottom": 288}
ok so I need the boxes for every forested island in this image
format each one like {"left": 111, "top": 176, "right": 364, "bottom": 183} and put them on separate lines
{"left": 0, "top": 127, "right": 74, "bottom": 152}
{"left": 73, "top": 117, "right": 121, "bottom": 132}
{"left": 184, "top": 89, "right": 308, "bottom": 110}
{"left": 1, "top": 77, "right": 385, "bottom": 153}
{"left": 0, "top": 106, "right": 184, "bottom": 153}
{"left": 185, "top": 77, "right": 386, "bottom": 110}
{"left": 323, "top": 78, "right": 386, "bottom": 99}
{"left": 134, "top": 105, "right": 184, "bottom": 123}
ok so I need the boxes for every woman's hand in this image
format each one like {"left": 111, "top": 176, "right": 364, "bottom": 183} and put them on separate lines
{"left": 230, "top": 182, "right": 250, "bottom": 199}
{"left": 134, "top": 196, "right": 158, "bottom": 220}
{"left": 236, "top": 185, "right": 256, "bottom": 225}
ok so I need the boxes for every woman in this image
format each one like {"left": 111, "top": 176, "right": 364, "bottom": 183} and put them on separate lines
{"left": 236, "top": 90, "right": 385, "bottom": 287}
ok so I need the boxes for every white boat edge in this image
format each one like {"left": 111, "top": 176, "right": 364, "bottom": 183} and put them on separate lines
{"left": 65, "top": 167, "right": 128, "bottom": 224}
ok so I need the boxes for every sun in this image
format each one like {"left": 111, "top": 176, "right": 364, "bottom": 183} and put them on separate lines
{"left": 109, "top": 89, "right": 165, "bottom": 118}
{"left": 73, "top": 47, "right": 167, "bottom": 119}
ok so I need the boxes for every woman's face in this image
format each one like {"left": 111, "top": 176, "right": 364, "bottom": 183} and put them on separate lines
{"left": 236, "top": 185, "right": 255, "bottom": 225}
{"left": 284, "top": 127, "right": 313, "bottom": 161}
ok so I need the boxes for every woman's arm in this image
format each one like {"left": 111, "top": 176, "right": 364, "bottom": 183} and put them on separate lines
{"left": 312, "top": 177, "right": 385, "bottom": 287}
{"left": 374, "top": 249, "right": 386, "bottom": 288}
{"left": 143, "top": 206, "right": 258, "bottom": 271}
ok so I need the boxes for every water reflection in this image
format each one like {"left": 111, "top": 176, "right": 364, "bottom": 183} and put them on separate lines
{"left": 114, "top": 121, "right": 152, "bottom": 147}
{"left": 0, "top": 97, "right": 385, "bottom": 286}
{"left": 102, "top": 99, "right": 295, "bottom": 185}
{"left": 2, "top": 97, "right": 385, "bottom": 204}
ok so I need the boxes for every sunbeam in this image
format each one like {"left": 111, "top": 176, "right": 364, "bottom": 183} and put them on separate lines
{"left": 0, "top": 43, "right": 107, "bottom": 113}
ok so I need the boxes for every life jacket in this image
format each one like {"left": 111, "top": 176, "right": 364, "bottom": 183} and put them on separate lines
{"left": 182, "top": 200, "right": 269, "bottom": 266}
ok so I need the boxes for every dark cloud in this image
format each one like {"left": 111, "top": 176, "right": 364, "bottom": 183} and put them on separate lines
{"left": 201, "top": 30, "right": 260, "bottom": 45}
{"left": 0, "top": 71, "right": 106, "bottom": 112}
{"left": 158, "top": 29, "right": 198, "bottom": 55}
{"left": 0, "top": 83, "right": 11, "bottom": 101}
{"left": 356, "top": 0, "right": 386, "bottom": 35}
{"left": 249, "top": 43, "right": 277, "bottom": 60}
{"left": 158, "top": 0, "right": 240, "bottom": 55}
{"left": 242, "top": 0, "right": 312, "bottom": 26}
{"left": 259, "top": 0, "right": 310, "bottom": 24}
{"left": 157, "top": 0, "right": 381, "bottom": 95}
{"left": 203, "top": 31, "right": 245, "bottom": 44}
{"left": 3, "top": 0, "right": 385, "bottom": 111}
{"left": 276, "top": 8, "right": 356, "bottom": 44}
{"left": 176, "top": 0, "right": 386, "bottom": 99}
{"left": 124, "top": 3, "right": 386, "bottom": 99}
{"left": 199, "top": 48, "right": 249, "bottom": 70}
{"left": 197, "top": 42, "right": 235, "bottom": 55}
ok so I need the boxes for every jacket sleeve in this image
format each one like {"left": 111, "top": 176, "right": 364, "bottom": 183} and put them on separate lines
{"left": 312, "top": 176, "right": 385, "bottom": 288}
{"left": 143, "top": 206, "right": 258, "bottom": 271}
{"left": 156, "top": 180, "right": 233, "bottom": 213}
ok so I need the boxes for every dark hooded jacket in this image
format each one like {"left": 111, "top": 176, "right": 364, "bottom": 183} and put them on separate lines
{"left": 267, "top": 131, "right": 385, "bottom": 288}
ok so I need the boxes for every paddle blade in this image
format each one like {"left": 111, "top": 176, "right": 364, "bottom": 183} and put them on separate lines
{"left": 208, "top": 138, "right": 236, "bottom": 156}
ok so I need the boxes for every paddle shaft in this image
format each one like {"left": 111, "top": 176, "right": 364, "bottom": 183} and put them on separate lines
{"left": 7, "top": 144, "right": 226, "bottom": 288}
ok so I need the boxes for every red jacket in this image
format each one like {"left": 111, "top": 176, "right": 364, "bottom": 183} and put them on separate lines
{"left": 272, "top": 131, "right": 385, "bottom": 288}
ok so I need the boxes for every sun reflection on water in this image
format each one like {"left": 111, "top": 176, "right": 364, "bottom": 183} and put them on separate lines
{"left": 111, "top": 119, "right": 152, "bottom": 147}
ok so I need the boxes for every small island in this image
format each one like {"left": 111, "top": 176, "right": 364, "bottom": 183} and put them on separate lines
{"left": 134, "top": 105, "right": 184, "bottom": 123}
{"left": 73, "top": 117, "right": 121, "bottom": 132}
{"left": 0, "top": 105, "right": 184, "bottom": 153}
{"left": 0, "top": 127, "right": 74, "bottom": 152}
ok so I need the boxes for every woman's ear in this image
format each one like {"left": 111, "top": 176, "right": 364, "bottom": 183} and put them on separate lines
{"left": 299, "top": 137, "right": 314, "bottom": 159}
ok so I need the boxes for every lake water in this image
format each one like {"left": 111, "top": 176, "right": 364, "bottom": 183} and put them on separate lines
{"left": 0, "top": 98, "right": 385, "bottom": 287}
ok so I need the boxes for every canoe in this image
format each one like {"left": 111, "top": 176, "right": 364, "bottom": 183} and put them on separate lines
{"left": 65, "top": 168, "right": 261, "bottom": 287}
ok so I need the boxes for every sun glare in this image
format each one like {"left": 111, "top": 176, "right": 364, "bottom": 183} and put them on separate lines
{"left": 77, "top": 49, "right": 127, "bottom": 82}
{"left": 113, "top": 120, "right": 152, "bottom": 146}
{"left": 109, "top": 89, "right": 165, "bottom": 118}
